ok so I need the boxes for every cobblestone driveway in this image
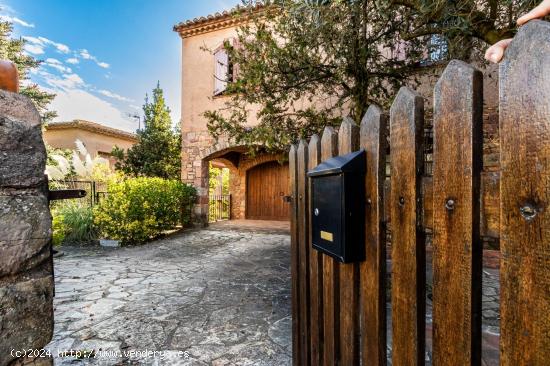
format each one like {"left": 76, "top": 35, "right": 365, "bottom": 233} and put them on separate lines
{"left": 47, "top": 224, "right": 292, "bottom": 366}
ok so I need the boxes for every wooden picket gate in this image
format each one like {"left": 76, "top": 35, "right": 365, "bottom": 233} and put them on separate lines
{"left": 289, "top": 21, "right": 550, "bottom": 366}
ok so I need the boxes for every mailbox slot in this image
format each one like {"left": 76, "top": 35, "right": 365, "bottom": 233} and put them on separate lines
{"left": 308, "top": 150, "right": 365, "bottom": 263}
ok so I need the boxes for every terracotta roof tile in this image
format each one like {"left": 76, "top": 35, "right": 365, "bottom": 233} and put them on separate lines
{"left": 173, "top": 4, "right": 265, "bottom": 38}
{"left": 45, "top": 120, "right": 137, "bottom": 142}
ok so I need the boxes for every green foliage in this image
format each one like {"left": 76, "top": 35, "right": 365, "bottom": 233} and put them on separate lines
{"left": 51, "top": 202, "right": 96, "bottom": 245}
{"left": 51, "top": 214, "right": 65, "bottom": 247}
{"left": 93, "top": 177, "right": 196, "bottom": 245}
{"left": 0, "top": 21, "right": 56, "bottom": 122}
{"left": 205, "top": 0, "right": 538, "bottom": 153}
{"left": 209, "top": 163, "right": 230, "bottom": 196}
{"left": 112, "top": 82, "right": 181, "bottom": 180}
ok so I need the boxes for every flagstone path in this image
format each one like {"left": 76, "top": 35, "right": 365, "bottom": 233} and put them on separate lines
{"left": 47, "top": 224, "right": 292, "bottom": 365}
{"left": 46, "top": 221, "right": 500, "bottom": 366}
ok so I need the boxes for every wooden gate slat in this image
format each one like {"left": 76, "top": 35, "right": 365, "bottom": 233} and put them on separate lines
{"left": 308, "top": 134, "right": 323, "bottom": 365}
{"left": 320, "top": 126, "right": 339, "bottom": 366}
{"left": 289, "top": 144, "right": 300, "bottom": 366}
{"left": 499, "top": 20, "right": 550, "bottom": 365}
{"left": 360, "top": 105, "right": 388, "bottom": 366}
{"left": 297, "top": 139, "right": 310, "bottom": 366}
{"left": 432, "top": 60, "right": 483, "bottom": 366}
{"left": 337, "top": 117, "right": 360, "bottom": 365}
{"left": 390, "top": 86, "right": 426, "bottom": 366}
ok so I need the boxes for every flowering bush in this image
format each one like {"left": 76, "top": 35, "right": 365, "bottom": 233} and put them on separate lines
{"left": 93, "top": 177, "right": 196, "bottom": 245}
{"left": 46, "top": 139, "right": 116, "bottom": 184}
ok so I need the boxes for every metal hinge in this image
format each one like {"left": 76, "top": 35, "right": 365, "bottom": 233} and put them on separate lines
{"left": 48, "top": 189, "right": 87, "bottom": 202}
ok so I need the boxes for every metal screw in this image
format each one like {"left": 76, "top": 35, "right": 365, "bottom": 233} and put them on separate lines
{"left": 445, "top": 199, "right": 455, "bottom": 211}
{"left": 366, "top": 198, "right": 372, "bottom": 205}
{"left": 398, "top": 196, "right": 405, "bottom": 206}
{"left": 299, "top": 194, "right": 303, "bottom": 200}
{"left": 520, "top": 203, "right": 537, "bottom": 221}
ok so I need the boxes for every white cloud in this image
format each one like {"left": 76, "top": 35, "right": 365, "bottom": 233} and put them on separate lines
{"left": 98, "top": 89, "right": 133, "bottom": 102}
{"left": 0, "top": 14, "right": 34, "bottom": 28}
{"left": 38, "top": 36, "right": 69, "bottom": 53}
{"left": 22, "top": 36, "right": 41, "bottom": 44}
{"left": 24, "top": 43, "right": 44, "bottom": 54}
{"left": 48, "top": 88, "right": 138, "bottom": 132}
{"left": 56, "top": 43, "right": 69, "bottom": 53}
{"left": 78, "top": 49, "right": 109, "bottom": 68}
{"left": 44, "top": 58, "right": 72, "bottom": 73}
{"left": 23, "top": 35, "right": 70, "bottom": 54}
{"left": 66, "top": 57, "right": 79, "bottom": 64}
{"left": 45, "top": 58, "right": 62, "bottom": 65}
{"left": 79, "top": 49, "right": 92, "bottom": 59}
{"left": 42, "top": 71, "right": 85, "bottom": 90}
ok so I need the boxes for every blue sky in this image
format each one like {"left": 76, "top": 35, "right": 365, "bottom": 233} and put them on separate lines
{"left": 0, "top": 0, "right": 240, "bottom": 131}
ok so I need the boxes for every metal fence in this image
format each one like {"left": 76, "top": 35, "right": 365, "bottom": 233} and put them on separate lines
{"left": 208, "top": 194, "right": 231, "bottom": 222}
{"left": 48, "top": 180, "right": 105, "bottom": 207}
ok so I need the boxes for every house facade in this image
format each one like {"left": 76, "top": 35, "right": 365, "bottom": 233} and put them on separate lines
{"left": 174, "top": 6, "right": 291, "bottom": 225}
{"left": 43, "top": 119, "right": 137, "bottom": 165}
{"left": 174, "top": 6, "right": 500, "bottom": 226}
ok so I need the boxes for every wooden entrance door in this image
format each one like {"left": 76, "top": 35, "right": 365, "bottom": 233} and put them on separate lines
{"left": 246, "top": 161, "right": 290, "bottom": 220}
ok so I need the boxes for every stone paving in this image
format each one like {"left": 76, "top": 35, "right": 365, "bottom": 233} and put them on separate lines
{"left": 46, "top": 224, "right": 292, "bottom": 365}
{"left": 46, "top": 221, "right": 501, "bottom": 366}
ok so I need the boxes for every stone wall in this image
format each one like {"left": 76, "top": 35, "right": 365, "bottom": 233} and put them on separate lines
{"left": 181, "top": 126, "right": 288, "bottom": 222}
{"left": 0, "top": 90, "right": 54, "bottom": 366}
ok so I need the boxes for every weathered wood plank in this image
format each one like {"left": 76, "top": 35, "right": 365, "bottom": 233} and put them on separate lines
{"left": 297, "top": 139, "right": 310, "bottom": 366}
{"left": 308, "top": 134, "right": 323, "bottom": 366}
{"left": 385, "top": 174, "right": 500, "bottom": 238}
{"left": 289, "top": 144, "right": 300, "bottom": 366}
{"left": 432, "top": 60, "right": 483, "bottom": 366}
{"left": 360, "top": 105, "right": 388, "bottom": 366}
{"left": 499, "top": 20, "right": 550, "bottom": 365}
{"left": 480, "top": 172, "right": 499, "bottom": 238}
{"left": 338, "top": 117, "right": 360, "bottom": 366}
{"left": 390, "top": 86, "right": 426, "bottom": 366}
{"left": 320, "top": 126, "right": 339, "bottom": 366}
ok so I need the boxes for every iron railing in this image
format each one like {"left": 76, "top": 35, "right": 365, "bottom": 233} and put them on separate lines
{"left": 209, "top": 194, "right": 231, "bottom": 222}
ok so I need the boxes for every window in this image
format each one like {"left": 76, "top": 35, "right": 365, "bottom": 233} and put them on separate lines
{"left": 213, "top": 39, "right": 237, "bottom": 96}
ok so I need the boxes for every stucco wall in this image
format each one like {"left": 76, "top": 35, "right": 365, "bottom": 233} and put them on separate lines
{"left": 43, "top": 128, "right": 136, "bottom": 158}
{"left": 181, "top": 27, "right": 263, "bottom": 133}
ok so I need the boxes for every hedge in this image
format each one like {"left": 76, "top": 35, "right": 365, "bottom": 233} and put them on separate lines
{"left": 94, "top": 177, "right": 196, "bottom": 244}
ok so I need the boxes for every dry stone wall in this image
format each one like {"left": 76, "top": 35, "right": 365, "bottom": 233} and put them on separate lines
{"left": 0, "top": 90, "right": 54, "bottom": 366}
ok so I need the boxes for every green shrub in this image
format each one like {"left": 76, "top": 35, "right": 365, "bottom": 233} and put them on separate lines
{"left": 51, "top": 201, "right": 96, "bottom": 245}
{"left": 51, "top": 213, "right": 65, "bottom": 247}
{"left": 93, "top": 177, "right": 196, "bottom": 245}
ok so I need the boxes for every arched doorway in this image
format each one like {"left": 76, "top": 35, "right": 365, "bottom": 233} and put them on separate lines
{"left": 246, "top": 161, "right": 289, "bottom": 220}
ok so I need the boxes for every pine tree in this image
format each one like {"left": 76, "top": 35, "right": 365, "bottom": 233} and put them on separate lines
{"left": 0, "top": 20, "right": 56, "bottom": 122}
{"left": 112, "top": 82, "right": 181, "bottom": 180}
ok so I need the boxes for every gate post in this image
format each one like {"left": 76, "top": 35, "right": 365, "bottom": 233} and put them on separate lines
{"left": 0, "top": 89, "right": 54, "bottom": 365}
{"left": 499, "top": 20, "right": 550, "bottom": 365}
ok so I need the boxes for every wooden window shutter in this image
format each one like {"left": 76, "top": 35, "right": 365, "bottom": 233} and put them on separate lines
{"left": 214, "top": 48, "right": 228, "bottom": 95}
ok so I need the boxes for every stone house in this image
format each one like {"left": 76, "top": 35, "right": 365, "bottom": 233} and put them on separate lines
{"left": 173, "top": 6, "right": 499, "bottom": 226}
{"left": 174, "top": 5, "right": 291, "bottom": 225}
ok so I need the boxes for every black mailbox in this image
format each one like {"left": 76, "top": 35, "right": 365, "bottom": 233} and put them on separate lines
{"left": 307, "top": 150, "right": 365, "bottom": 263}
